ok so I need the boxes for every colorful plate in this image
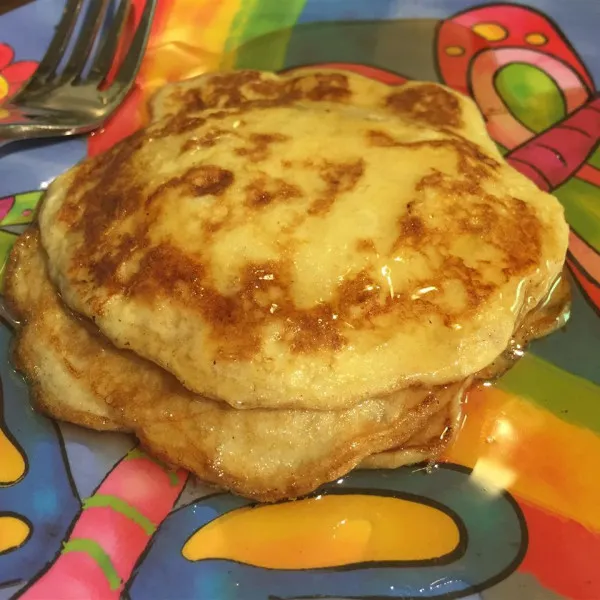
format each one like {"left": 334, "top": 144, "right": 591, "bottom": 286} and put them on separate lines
{"left": 1, "top": 1, "right": 599, "bottom": 599}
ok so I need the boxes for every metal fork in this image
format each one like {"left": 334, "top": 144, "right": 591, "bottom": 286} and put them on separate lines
{"left": 0, "top": 0, "right": 156, "bottom": 143}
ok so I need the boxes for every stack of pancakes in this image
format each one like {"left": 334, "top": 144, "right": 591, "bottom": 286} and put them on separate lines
{"left": 5, "top": 69, "right": 569, "bottom": 501}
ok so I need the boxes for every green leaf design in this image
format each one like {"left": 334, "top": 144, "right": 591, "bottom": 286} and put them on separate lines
{"left": 586, "top": 146, "right": 600, "bottom": 170}
{"left": 0, "top": 230, "right": 17, "bottom": 294}
{"left": 495, "top": 63, "right": 566, "bottom": 133}
{"left": 555, "top": 177, "right": 600, "bottom": 252}
{"left": 0, "top": 191, "right": 43, "bottom": 227}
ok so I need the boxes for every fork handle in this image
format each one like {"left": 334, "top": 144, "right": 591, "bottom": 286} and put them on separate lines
{"left": 0, "top": 107, "right": 87, "bottom": 143}
{"left": 0, "top": 137, "right": 19, "bottom": 152}
{"left": 0, "top": 127, "right": 85, "bottom": 151}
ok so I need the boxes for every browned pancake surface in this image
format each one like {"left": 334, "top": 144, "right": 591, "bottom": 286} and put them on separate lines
{"left": 37, "top": 69, "right": 569, "bottom": 409}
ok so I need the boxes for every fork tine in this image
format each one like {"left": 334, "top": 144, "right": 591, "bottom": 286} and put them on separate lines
{"left": 17, "top": 0, "right": 84, "bottom": 94}
{"left": 61, "top": 0, "right": 112, "bottom": 83}
{"left": 110, "top": 0, "right": 156, "bottom": 90}
{"left": 87, "top": 0, "right": 131, "bottom": 85}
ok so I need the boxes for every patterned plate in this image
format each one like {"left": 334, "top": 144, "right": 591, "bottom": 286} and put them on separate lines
{"left": 0, "top": 1, "right": 599, "bottom": 599}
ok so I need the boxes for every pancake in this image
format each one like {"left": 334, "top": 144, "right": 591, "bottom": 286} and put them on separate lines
{"left": 5, "top": 229, "right": 463, "bottom": 502}
{"left": 360, "top": 391, "right": 461, "bottom": 469}
{"left": 37, "top": 69, "right": 569, "bottom": 410}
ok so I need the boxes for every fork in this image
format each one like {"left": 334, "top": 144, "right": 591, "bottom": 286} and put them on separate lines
{"left": 0, "top": 0, "right": 156, "bottom": 143}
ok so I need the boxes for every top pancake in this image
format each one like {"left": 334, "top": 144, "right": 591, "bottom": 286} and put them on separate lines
{"left": 38, "top": 69, "right": 569, "bottom": 410}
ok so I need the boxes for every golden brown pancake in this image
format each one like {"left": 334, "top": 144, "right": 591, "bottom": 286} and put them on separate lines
{"left": 360, "top": 393, "right": 461, "bottom": 469}
{"left": 37, "top": 69, "right": 569, "bottom": 410}
{"left": 5, "top": 229, "right": 464, "bottom": 502}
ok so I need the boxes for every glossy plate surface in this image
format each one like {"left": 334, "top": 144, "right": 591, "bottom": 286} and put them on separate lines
{"left": 0, "top": 1, "right": 599, "bottom": 599}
